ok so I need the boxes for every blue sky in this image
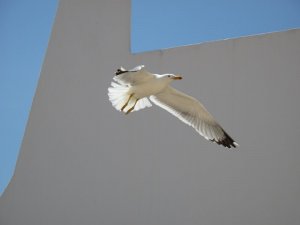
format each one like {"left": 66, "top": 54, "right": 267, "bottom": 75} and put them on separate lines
{"left": 1, "top": 0, "right": 300, "bottom": 195}
{"left": 132, "top": 0, "right": 300, "bottom": 52}
{"left": 0, "top": 0, "right": 59, "bottom": 195}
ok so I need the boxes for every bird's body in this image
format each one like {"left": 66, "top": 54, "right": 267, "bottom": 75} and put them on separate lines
{"left": 131, "top": 77, "right": 168, "bottom": 98}
{"left": 108, "top": 65, "right": 238, "bottom": 148}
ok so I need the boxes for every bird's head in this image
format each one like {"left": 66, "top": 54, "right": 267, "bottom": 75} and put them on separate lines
{"left": 161, "top": 74, "right": 183, "bottom": 82}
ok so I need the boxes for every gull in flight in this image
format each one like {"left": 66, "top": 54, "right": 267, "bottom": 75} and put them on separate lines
{"left": 108, "top": 65, "right": 238, "bottom": 148}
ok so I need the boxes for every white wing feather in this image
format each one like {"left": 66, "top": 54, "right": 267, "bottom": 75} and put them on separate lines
{"left": 150, "top": 87, "right": 238, "bottom": 148}
{"left": 113, "top": 65, "right": 154, "bottom": 86}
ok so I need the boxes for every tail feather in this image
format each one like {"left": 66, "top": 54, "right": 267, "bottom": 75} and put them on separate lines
{"left": 108, "top": 82, "right": 152, "bottom": 112}
{"left": 108, "top": 82, "right": 129, "bottom": 111}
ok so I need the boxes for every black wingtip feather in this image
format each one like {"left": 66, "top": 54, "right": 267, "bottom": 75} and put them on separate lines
{"left": 212, "top": 130, "right": 238, "bottom": 148}
{"left": 115, "top": 68, "right": 128, "bottom": 75}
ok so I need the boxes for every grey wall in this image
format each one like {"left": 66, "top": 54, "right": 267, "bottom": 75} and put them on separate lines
{"left": 1, "top": 0, "right": 300, "bottom": 224}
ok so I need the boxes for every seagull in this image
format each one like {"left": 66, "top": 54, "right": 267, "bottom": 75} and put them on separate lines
{"left": 108, "top": 65, "right": 238, "bottom": 148}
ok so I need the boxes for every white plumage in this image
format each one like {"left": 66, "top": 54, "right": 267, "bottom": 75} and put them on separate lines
{"left": 108, "top": 65, "right": 238, "bottom": 148}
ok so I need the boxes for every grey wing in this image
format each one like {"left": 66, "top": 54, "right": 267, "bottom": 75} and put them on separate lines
{"left": 113, "top": 65, "right": 154, "bottom": 86}
{"left": 150, "top": 87, "right": 238, "bottom": 148}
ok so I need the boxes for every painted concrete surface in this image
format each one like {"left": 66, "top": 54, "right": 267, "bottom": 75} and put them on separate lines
{"left": 1, "top": 0, "right": 300, "bottom": 224}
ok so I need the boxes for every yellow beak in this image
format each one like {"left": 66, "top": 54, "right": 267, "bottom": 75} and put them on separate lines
{"left": 172, "top": 75, "right": 183, "bottom": 80}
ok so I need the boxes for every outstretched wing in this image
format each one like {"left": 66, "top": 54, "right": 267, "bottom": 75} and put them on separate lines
{"left": 113, "top": 65, "right": 154, "bottom": 86}
{"left": 150, "top": 87, "right": 238, "bottom": 148}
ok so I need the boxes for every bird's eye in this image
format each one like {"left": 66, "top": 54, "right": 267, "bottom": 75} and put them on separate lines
{"left": 167, "top": 75, "right": 171, "bottom": 77}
